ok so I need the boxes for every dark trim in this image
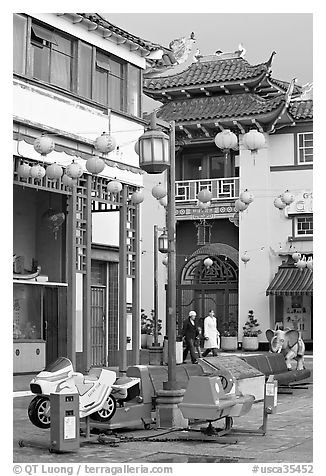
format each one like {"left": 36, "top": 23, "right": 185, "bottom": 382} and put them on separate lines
{"left": 274, "top": 123, "right": 313, "bottom": 135}
{"left": 270, "top": 164, "right": 313, "bottom": 172}
{"left": 288, "top": 236, "right": 313, "bottom": 242}
{"left": 91, "top": 243, "right": 119, "bottom": 252}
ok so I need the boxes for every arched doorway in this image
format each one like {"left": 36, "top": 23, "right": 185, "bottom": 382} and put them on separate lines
{"left": 177, "top": 243, "right": 238, "bottom": 335}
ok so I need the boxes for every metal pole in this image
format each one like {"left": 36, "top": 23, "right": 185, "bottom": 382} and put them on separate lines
{"left": 153, "top": 225, "right": 158, "bottom": 345}
{"left": 164, "top": 121, "right": 177, "bottom": 390}
{"left": 131, "top": 202, "right": 140, "bottom": 364}
{"left": 118, "top": 186, "right": 128, "bottom": 374}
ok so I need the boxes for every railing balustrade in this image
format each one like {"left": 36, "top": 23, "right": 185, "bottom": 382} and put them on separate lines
{"left": 175, "top": 177, "right": 239, "bottom": 203}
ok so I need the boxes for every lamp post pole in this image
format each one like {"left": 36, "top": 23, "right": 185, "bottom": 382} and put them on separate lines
{"left": 163, "top": 120, "right": 177, "bottom": 390}
{"left": 153, "top": 224, "right": 159, "bottom": 346}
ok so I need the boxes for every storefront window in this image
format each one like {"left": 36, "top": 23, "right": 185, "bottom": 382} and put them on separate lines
{"left": 13, "top": 284, "right": 43, "bottom": 340}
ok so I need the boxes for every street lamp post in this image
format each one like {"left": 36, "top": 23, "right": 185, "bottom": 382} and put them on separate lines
{"left": 138, "top": 113, "right": 179, "bottom": 390}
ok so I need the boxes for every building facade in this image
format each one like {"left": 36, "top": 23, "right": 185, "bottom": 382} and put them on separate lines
{"left": 144, "top": 42, "right": 313, "bottom": 346}
{"left": 13, "top": 13, "right": 164, "bottom": 373}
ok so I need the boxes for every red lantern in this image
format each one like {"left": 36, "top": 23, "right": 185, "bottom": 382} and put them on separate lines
{"left": 33, "top": 134, "right": 55, "bottom": 155}
{"left": 214, "top": 129, "right": 238, "bottom": 150}
{"left": 295, "top": 256, "right": 307, "bottom": 270}
{"left": 130, "top": 190, "right": 144, "bottom": 204}
{"left": 46, "top": 162, "right": 63, "bottom": 180}
{"left": 239, "top": 189, "right": 254, "bottom": 204}
{"left": 17, "top": 162, "right": 31, "bottom": 179}
{"left": 243, "top": 129, "right": 265, "bottom": 152}
{"left": 94, "top": 132, "right": 116, "bottom": 154}
{"left": 30, "top": 164, "right": 46, "bottom": 180}
{"left": 307, "top": 257, "right": 313, "bottom": 270}
{"left": 235, "top": 199, "right": 249, "bottom": 212}
{"left": 151, "top": 183, "right": 167, "bottom": 200}
{"left": 66, "top": 160, "right": 83, "bottom": 179}
{"left": 134, "top": 140, "right": 140, "bottom": 155}
{"left": 197, "top": 188, "right": 212, "bottom": 203}
{"left": 107, "top": 180, "right": 122, "bottom": 194}
{"left": 86, "top": 156, "right": 105, "bottom": 174}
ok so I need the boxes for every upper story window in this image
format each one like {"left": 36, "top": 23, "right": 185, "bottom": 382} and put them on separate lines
{"left": 297, "top": 132, "right": 313, "bottom": 164}
{"left": 13, "top": 14, "right": 142, "bottom": 117}
{"left": 295, "top": 215, "right": 313, "bottom": 237}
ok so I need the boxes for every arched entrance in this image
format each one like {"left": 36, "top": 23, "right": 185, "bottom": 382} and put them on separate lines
{"left": 177, "top": 243, "right": 238, "bottom": 334}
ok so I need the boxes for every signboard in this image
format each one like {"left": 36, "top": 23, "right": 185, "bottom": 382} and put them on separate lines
{"left": 285, "top": 191, "right": 313, "bottom": 216}
{"left": 176, "top": 203, "right": 235, "bottom": 221}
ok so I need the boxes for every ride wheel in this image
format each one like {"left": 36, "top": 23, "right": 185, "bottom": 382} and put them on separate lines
{"left": 91, "top": 395, "right": 117, "bottom": 422}
{"left": 28, "top": 396, "right": 51, "bottom": 429}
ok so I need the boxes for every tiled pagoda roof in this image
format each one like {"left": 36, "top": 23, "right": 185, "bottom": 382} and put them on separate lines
{"left": 156, "top": 93, "right": 285, "bottom": 123}
{"left": 145, "top": 57, "right": 269, "bottom": 91}
{"left": 288, "top": 100, "right": 313, "bottom": 120}
{"left": 74, "top": 13, "right": 166, "bottom": 52}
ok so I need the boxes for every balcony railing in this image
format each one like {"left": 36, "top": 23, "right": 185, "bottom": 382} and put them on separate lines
{"left": 175, "top": 177, "right": 239, "bottom": 203}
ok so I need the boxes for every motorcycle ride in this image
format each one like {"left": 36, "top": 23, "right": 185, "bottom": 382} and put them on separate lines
{"left": 28, "top": 357, "right": 140, "bottom": 429}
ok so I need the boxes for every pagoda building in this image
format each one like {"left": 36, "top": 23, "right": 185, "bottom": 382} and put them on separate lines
{"left": 143, "top": 38, "right": 313, "bottom": 348}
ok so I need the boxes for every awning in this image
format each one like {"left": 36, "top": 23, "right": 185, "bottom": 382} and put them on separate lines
{"left": 266, "top": 267, "right": 313, "bottom": 296}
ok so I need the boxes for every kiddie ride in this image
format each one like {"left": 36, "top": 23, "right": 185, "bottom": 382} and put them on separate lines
{"left": 28, "top": 357, "right": 141, "bottom": 429}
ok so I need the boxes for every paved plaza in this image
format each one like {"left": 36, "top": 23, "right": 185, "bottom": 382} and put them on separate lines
{"left": 12, "top": 357, "right": 313, "bottom": 467}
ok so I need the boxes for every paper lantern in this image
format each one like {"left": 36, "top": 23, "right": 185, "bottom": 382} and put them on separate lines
{"left": 151, "top": 183, "right": 167, "bottom": 200}
{"left": 66, "top": 160, "right": 83, "bottom": 179}
{"left": 203, "top": 257, "right": 213, "bottom": 268}
{"left": 46, "top": 162, "right": 63, "bottom": 180}
{"left": 130, "top": 190, "right": 144, "bottom": 204}
{"left": 243, "top": 129, "right": 265, "bottom": 152}
{"left": 292, "top": 252, "right": 301, "bottom": 262}
{"left": 107, "top": 180, "right": 122, "bottom": 194}
{"left": 239, "top": 189, "right": 254, "bottom": 204}
{"left": 159, "top": 196, "right": 168, "bottom": 207}
{"left": 274, "top": 196, "right": 287, "bottom": 210}
{"left": 134, "top": 140, "right": 140, "bottom": 155}
{"left": 30, "top": 164, "right": 46, "bottom": 180}
{"left": 197, "top": 188, "right": 212, "bottom": 203}
{"left": 214, "top": 129, "right": 238, "bottom": 150}
{"left": 295, "top": 256, "right": 307, "bottom": 270}
{"left": 235, "top": 199, "right": 249, "bottom": 212}
{"left": 33, "top": 134, "right": 55, "bottom": 155}
{"left": 62, "top": 174, "right": 76, "bottom": 188}
{"left": 306, "top": 257, "right": 313, "bottom": 270}
{"left": 241, "top": 252, "right": 250, "bottom": 264}
{"left": 281, "top": 190, "right": 295, "bottom": 205}
{"left": 198, "top": 200, "right": 211, "bottom": 210}
{"left": 94, "top": 132, "right": 116, "bottom": 154}
{"left": 86, "top": 156, "right": 105, "bottom": 174}
{"left": 17, "top": 162, "right": 31, "bottom": 179}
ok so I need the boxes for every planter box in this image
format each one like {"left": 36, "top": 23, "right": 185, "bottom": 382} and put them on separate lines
{"left": 220, "top": 336, "right": 238, "bottom": 351}
{"left": 242, "top": 336, "right": 259, "bottom": 351}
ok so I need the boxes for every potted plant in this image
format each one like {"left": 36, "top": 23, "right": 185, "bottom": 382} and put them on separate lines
{"left": 220, "top": 318, "right": 238, "bottom": 351}
{"left": 242, "top": 310, "right": 262, "bottom": 351}
{"left": 141, "top": 309, "right": 151, "bottom": 348}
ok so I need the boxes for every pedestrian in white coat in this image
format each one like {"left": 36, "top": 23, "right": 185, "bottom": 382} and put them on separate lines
{"left": 202, "top": 310, "right": 220, "bottom": 357}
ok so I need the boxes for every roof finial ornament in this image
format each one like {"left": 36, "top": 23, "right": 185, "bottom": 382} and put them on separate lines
{"left": 266, "top": 51, "right": 277, "bottom": 72}
{"left": 238, "top": 43, "right": 246, "bottom": 57}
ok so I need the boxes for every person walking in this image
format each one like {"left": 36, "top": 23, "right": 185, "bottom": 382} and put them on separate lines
{"left": 202, "top": 309, "right": 220, "bottom": 357}
{"left": 182, "top": 310, "right": 199, "bottom": 364}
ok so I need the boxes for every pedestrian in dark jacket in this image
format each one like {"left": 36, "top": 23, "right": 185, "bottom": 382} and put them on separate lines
{"left": 182, "top": 310, "right": 199, "bottom": 364}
